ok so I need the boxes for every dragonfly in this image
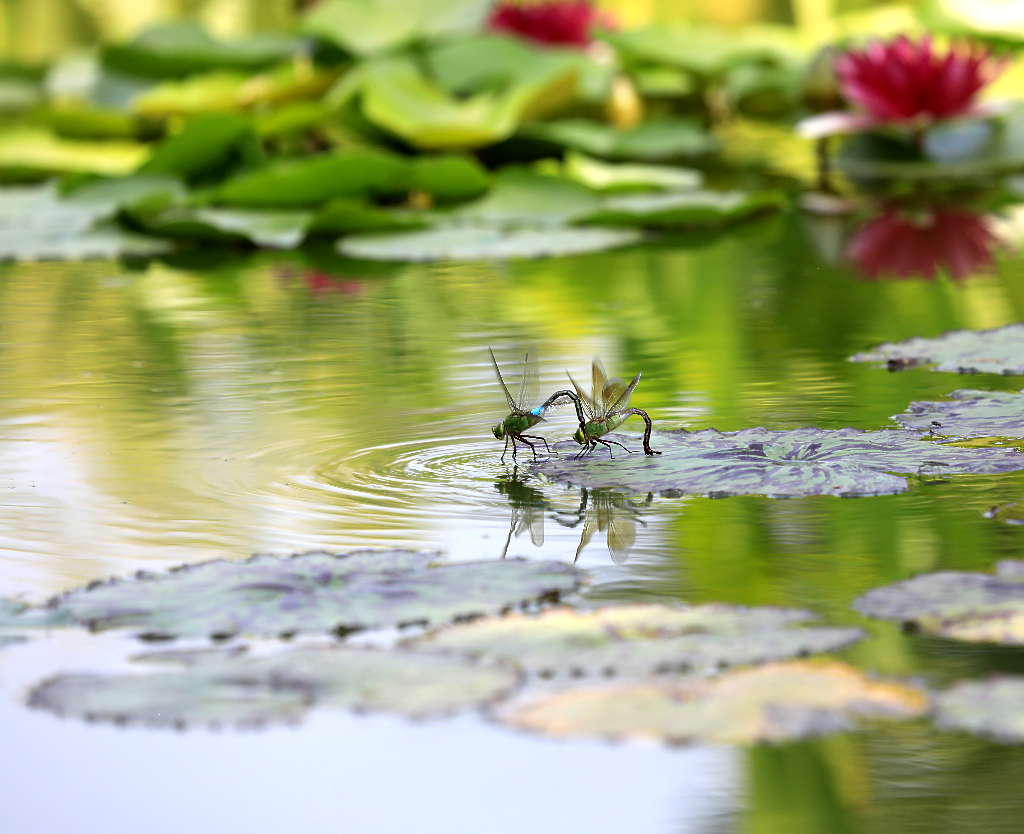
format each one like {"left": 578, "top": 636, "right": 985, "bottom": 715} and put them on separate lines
{"left": 495, "top": 471, "right": 548, "bottom": 558}
{"left": 489, "top": 348, "right": 582, "bottom": 463}
{"left": 567, "top": 358, "right": 661, "bottom": 457}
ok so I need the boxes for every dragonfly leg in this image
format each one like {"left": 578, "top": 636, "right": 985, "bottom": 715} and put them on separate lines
{"left": 500, "top": 435, "right": 511, "bottom": 464}
{"left": 520, "top": 434, "right": 551, "bottom": 455}
{"left": 515, "top": 434, "right": 539, "bottom": 461}
{"left": 606, "top": 439, "right": 634, "bottom": 454}
{"left": 594, "top": 438, "right": 616, "bottom": 458}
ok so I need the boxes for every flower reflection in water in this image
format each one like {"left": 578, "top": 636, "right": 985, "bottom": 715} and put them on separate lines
{"left": 488, "top": 1, "right": 614, "bottom": 48}
{"left": 846, "top": 205, "right": 1000, "bottom": 281}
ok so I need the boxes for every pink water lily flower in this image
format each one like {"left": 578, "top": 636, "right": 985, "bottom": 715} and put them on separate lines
{"left": 845, "top": 205, "right": 998, "bottom": 280}
{"left": 799, "top": 36, "right": 1007, "bottom": 139}
{"left": 488, "top": 1, "right": 614, "bottom": 48}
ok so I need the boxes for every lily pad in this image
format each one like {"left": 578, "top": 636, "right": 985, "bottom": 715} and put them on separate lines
{"left": 139, "top": 114, "right": 262, "bottom": 183}
{"left": 0, "top": 184, "right": 171, "bottom": 262}
{"left": 558, "top": 152, "right": 703, "bottom": 192}
{"left": 405, "top": 603, "right": 862, "bottom": 677}
{"left": 855, "top": 560, "right": 1024, "bottom": 644}
{"left": 985, "top": 501, "right": 1024, "bottom": 525}
{"left": 498, "top": 661, "right": 928, "bottom": 745}
{"left": 522, "top": 117, "right": 718, "bottom": 162}
{"left": 851, "top": 324, "right": 1024, "bottom": 376}
{"left": 30, "top": 645, "right": 519, "bottom": 728}
{"left": 582, "top": 189, "right": 783, "bottom": 228}
{"left": 46, "top": 550, "right": 582, "bottom": 639}
{"left": 455, "top": 169, "right": 599, "bottom": 226}
{"left": 309, "top": 199, "right": 429, "bottom": 235}
{"left": 338, "top": 225, "right": 641, "bottom": 262}
{"left": 894, "top": 389, "right": 1024, "bottom": 439}
{"left": 537, "top": 428, "right": 1024, "bottom": 498}
{"left": 934, "top": 678, "right": 1024, "bottom": 743}
{"left": 0, "top": 128, "right": 148, "bottom": 178}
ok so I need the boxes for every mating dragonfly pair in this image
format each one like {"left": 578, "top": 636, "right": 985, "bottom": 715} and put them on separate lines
{"left": 488, "top": 348, "right": 661, "bottom": 462}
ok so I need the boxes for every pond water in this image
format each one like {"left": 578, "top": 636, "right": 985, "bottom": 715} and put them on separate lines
{"left": 3, "top": 207, "right": 1024, "bottom": 833}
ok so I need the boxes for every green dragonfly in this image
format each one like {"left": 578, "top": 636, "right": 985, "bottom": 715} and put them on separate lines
{"left": 489, "top": 348, "right": 582, "bottom": 463}
{"left": 567, "top": 359, "right": 661, "bottom": 457}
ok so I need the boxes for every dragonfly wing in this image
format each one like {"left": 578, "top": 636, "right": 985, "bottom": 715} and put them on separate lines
{"left": 574, "top": 511, "right": 596, "bottom": 563}
{"left": 528, "top": 507, "right": 545, "bottom": 547}
{"left": 517, "top": 351, "right": 540, "bottom": 411}
{"left": 607, "top": 512, "right": 637, "bottom": 564}
{"left": 488, "top": 347, "right": 517, "bottom": 412}
{"left": 591, "top": 359, "right": 608, "bottom": 415}
{"left": 567, "top": 371, "right": 596, "bottom": 420}
{"left": 604, "top": 372, "right": 641, "bottom": 416}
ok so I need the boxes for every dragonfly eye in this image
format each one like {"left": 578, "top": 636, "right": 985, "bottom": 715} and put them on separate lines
{"left": 572, "top": 427, "right": 585, "bottom": 444}
{"left": 493, "top": 423, "right": 505, "bottom": 440}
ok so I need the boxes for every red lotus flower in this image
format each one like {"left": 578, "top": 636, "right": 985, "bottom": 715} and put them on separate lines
{"left": 799, "top": 36, "right": 1006, "bottom": 138}
{"left": 488, "top": 1, "right": 614, "bottom": 48}
{"left": 845, "top": 205, "right": 998, "bottom": 280}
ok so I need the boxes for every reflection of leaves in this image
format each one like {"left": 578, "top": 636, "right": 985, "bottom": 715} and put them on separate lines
{"left": 855, "top": 560, "right": 1024, "bottom": 644}
{"left": 406, "top": 604, "right": 862, "bottom": 677}
{"left": 47, "top": 550, "right": 582, "bottom": 639}
{"left": 538, "top": 428, "right": 1024, "bottom": 497}
{"left": 498, "top": 661, "right": 927, "bottom": 745}
{"left": 935, "top": 678, "right": 1024, "bottom": 742}
{"left": 894, "top": 389, "right": 1024, "bottom": 439}
{"left": 851, "top": 323, "right": 1024, "bottom": 375}
{"left": 30, "top": 645, "right": 519, "bottom": 729}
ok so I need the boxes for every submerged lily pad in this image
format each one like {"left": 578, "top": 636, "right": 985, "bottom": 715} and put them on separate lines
{"left": 894, "top": 389, "right": 1024, "bottom": 439}
{"left": 48, "top": 550, "right": 582, "bottom": 639}
{"left": 338, "top": 225, "right": 641, "bottom": 262}
{"left": 851, "top": 324, "right": 1024, "bottom": 375}
{"left": 498, "top": 661, "right": 927, "bottom": 745}
{"left": 934, "top": 678, "right": 1024, "bottom": 743}
{"left": 538, "top": 428, "right": 1024, "bottom": 498}
{"left": 30, "top": 645, "right": 518, "bottom": 728}
{"left": 855, "top": 560, "right": 1024, "bottom": 644}
{"left": 405, "top": 603, "right": 862, "bottom": 677}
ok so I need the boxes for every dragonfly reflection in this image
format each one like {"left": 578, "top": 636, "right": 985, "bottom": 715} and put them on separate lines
{"left": 556, "top": 488, "right": 651, "bottom": 564}
{"left": 495, "top": 470, "right": 549, "bottom": 559}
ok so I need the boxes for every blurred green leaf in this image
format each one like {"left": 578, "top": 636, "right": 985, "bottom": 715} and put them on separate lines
{"left": 309, "top": 198, "right": 430, "bottom": 234}
{"left": 456, "top": 168, "right": 598, "bottom": 225}
{"left": 582, "top": 189, "right": 783, "bottom": 228}
{"left": 0, "top": 77, "right": 41, "bottom": 114}
{"left": 522, "top": 117, "right": 718, "bottom": 161}
{"left": 0, "top": 128, "right": 148, "bottom": 179}
{"left": 43, "top": 103, "right": 151, "bottom": 141}
{"left": 558, "top": 151, "right": 703, "bottom": 192}
{"left": 138, "top": 114, "right": 262, "bottom": 182}
{"left": 409, "top": 155, "right": 489, "bottom": 202}
{"left": 133, "top": 72, "right": 248, "bottom": 117}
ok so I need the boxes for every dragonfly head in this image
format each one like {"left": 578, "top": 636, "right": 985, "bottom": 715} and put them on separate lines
{"left": 492, "top": 422, "right": 506, "bottom": 440}
{"left": 572, "top": 426, "right": 586, "bottom": 445}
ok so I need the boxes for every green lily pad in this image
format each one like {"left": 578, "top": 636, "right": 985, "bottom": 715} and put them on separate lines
{"left": 538, "top": 428, "right": 1024, "bottom": 498}
{"left": 214, "top": 150, "right": 408, "bottom": 208}
{"left": 522, "top": 117, "right": 718, "bottom": 162}
{"left": 428, "top": 34, "right": 554, "bottom": 93}
{"left": 405, "top": 603, "right": 862, "bottom": 677}
{"left": 582, "top": 189, "right": 783, "bottom": 228}
{"left": 455, "top": 169, "right": 599, "bottom": 226}
{"left": 46, "top": 550, "right": 582, "bottom": 639}
{"left": 409, "top": 155, "right": 490, "bottom": 203}
{"left": 154, "top": 208, "right": 314, "bottom": 248}
{"left": 30, "top": 645, "right": 519, "bottom": 729}
{"left": 0, "top": 128, "right": 148, "bottom": 178}
{"left": 338, "top": 225, "right": 642, "bottom": 262}
{"left": 102, "top": 22, "right": 299, "bottom": 79}
{"left": 498, "top": 660, "right": 928, "bottom": 745}
{"left": 309, "top": 199, "right": 429, "bottom": 235}
{"left": 985, "top": 501, "right": 1024, "bottom": 525}
{"left": 303, "top": 0, "right": 491, "bottom": 57}
{"left": 64, "top": 174, "right": 185, "bottom": 213}
{"left": 855, "top": 560, "right": 1024, "bottom": 644}
{"left": 0, "top": 184, "right": 170, "bottom": 262}
{"left": 558, "top": 152, "right": 703, "bottom": 192}
{"left": 139, "top": 114, "right": 262, "bottom": 183}
{"left": 133, "top": 72, "right": 248, "bottom": 118}
{"left": 894, "top": 389, "right": 1024, "bottom": 439}
{"left": 935, "top": 678, "right": 1024, "bottom": 742}
{"left": 851, "top": 324, "right": 1024, "bottom": 375}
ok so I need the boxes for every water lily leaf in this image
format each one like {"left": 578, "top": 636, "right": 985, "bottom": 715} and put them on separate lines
{"left": 0, "top": 128, "right": 148, "bottom": 178}
{"left": 133, "top": 71, "right": 248, "bottom": 117}
{"left": 409, "top": 155, "right": 489, "bottom": 203}
{"left": 309, "top": 199, "right": 429, "bottom": 235}
{"left": 47, "top": 550, "right": 582, "bottom": 639}
{"left": 428, "top": 34, "right": 550, "bottom": 93}
{"left": 214, "top": 150, "right": 409, "bottom": 207}
{"left": 0, "top": 597, "right": 73, "bottom": 646}
{"left": 538, "top": 428, "right": 1024, "bottom": 497}
{"left": 558, "top": 152, "right": 703, "bottom": 192}
{"left": 64, "top": 175, "right": 185, "bottom": 213}
{"left": 0, "top": 77, "right": 42, "bottom": 114}
{"left": 144, "top": 208, "right": 314, "bottom": 248}
{"left": 359, "top": 57, "right": 577, "bottom": 150}
{"left": 582, "top": 189, "right": 783, "bottom": 228}
{"left": 985, "top": 501, "right": 1024, "bottom": 525}
{"left": 934, "top": 678, "right": 1024, "bottom": 742}
{"left": 855, "top": 560, "right": 1024, "bottom": 644}
{"left": 102, "top": 22, "right": 299, "bottom": 79}
{"left": 498, "top": 661, "right": 927, "bottom": 745}
{"left": 455, "top": 169, "right": 599, "bottom": 225}
{"left": 522, "top": 117, "right": 718, "bottom": 161}
{"left": 139, "top": 114, "right": 261, "bottom": 183}
{"left": 0, "top": 184, "right": 171, "bottom": 262}
{"left": 338, "top": 225, "right": 641, "bottom": 262}
{"left": 303, "top": 0, "right": 492, "bottom": 56}
{"left": 851, "top": 323, "right": 1024, "bottom": 375}
{"left": 894, "top": 389, "right": 1024, "bottom": 439}
{"left": 405, "top": 603, "right": 862, "bottom": 677}
{"left": 29, "top": 645, "right": 519, "bottom": 728}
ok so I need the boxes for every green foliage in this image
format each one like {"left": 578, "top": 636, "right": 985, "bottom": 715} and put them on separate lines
{"left": 523, "top": 117, "right": 718, "bottom": 161}
{"left": 139, "top": 113, "right": 262, "bottom": 182}
{"left": 582, "top": 189, "right": 783, "bottom": 228}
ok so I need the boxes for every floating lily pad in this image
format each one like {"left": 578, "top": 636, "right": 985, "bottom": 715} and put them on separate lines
{"left": 132, "top": 71, "right": 247, "bottom": 118}
{"left": 30, "top": 645, "right": 519, "bottom": 729}
{"left": 582, "top": 189, "right": 782, "bottom": 228}
{"left": 47, "top": 550, "right": 582, "bottom": 639}
{"left": 0, "top": 128, "right": 148, "bottom": 178}
{"left": 405, "top": 603, "right": 862, "bottom": 677}
{"left": 0, "top": 597, "right": 72, "bottom": 647}
{"left": 0, "top": 184, "right": 171, "bottom": 262}
{"left": 455, "top": 169, "right": 600, "bottom": 226}
{"left": 339, "top": 225, "right": 641, "bottom": 262}
{"left": 851, "top": 324, "right": 1024, "bottom": 375}
{"left": 855, "top": 560, "right": 1024, "bottom": 644}
{"left": 985, "top": 501, "right": 1024, "bottom": 525}
{"left": 894, "top": 389, "right": 1024, "bottom": 439}
{"left": 558, "top": 152, "right": 703, "bottom": 192}
{"left": 139, "top": 114, "right": 261, "bottom": 183}
{"left": 538, "top": 428, "right": 1024, "bottom": 498}
{"left": 308, "top": 199, "right": 429, "bottom": 235}
{"left": 498, "top": 661, "right": 927, "bottom": 745}
{"left": 934, "top": 678, "right": 1024, "bottom": 743}
{"left": 522, "top": 117, "right": 718, "bottom": 162}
